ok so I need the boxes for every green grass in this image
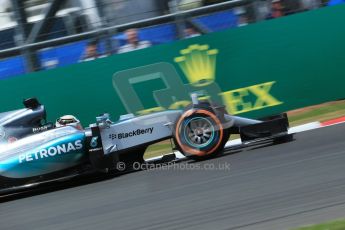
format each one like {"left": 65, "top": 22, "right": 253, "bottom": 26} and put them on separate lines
{"left": 293, "top": 218, "right": 345, "bottom": 230}
{"left": 288, "top": 100, "right": 345, "bottom": 126}
{"left": 144, "top": 100, "right": 345, "bottom": 159}
{"left": 144, "top": 141, "right": 172, "bottom": 159}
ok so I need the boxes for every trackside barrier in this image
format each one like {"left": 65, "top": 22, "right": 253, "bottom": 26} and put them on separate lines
{"left": 0, "top": 5, "right": 344, "bottom": 125}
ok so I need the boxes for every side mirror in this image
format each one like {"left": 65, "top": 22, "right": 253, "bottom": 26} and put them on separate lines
{"left": 96, "top": 113, "right": 111, "bottom": 128}
{"left": 23, "top": 98, "right": 41, "bottom": 109}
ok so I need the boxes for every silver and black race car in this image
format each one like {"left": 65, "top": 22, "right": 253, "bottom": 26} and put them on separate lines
{"left": 0, "top": 95, "right": 292, "bottom": 195}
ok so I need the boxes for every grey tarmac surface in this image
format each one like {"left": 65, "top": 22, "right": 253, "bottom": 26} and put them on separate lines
{"left": 1, "top": 123, "right": 345, "bottom": 230}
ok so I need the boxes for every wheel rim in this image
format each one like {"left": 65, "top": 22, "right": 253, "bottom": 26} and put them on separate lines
{"left": 183, "top": 117, "right": 215, "bottom": 148}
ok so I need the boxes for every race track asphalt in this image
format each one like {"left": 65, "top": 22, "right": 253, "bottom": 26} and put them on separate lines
{"left": 1, "top": 123, "right": 345, "bottom": 230}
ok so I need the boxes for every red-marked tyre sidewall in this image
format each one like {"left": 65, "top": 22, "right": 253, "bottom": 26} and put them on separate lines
{"left": 174, "top": 109, "right": 228, "bottom": 160}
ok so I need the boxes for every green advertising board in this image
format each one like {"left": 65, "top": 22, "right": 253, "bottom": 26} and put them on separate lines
{"left": 0, "top": 5, "right": 345, "bottom": 125}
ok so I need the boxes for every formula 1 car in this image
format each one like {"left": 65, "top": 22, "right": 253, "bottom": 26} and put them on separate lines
{"left": 0, "top": 96, "right": 292, "bottom": 195}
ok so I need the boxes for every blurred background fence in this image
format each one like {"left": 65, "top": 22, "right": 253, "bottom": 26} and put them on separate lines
{"left": 0, "top": 0, "right": 337, "bottom": 79}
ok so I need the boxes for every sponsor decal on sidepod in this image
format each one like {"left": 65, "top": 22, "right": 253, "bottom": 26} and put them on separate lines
{"left": 109, "top": 127, "right": 154, "bottom": 140}
{"left": 18, "top": 140, "right": 83, "bottom": 164}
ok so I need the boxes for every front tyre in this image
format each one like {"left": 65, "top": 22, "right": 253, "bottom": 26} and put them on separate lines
{"left": 174, "top": 109, "right": 229, "bottom": 160}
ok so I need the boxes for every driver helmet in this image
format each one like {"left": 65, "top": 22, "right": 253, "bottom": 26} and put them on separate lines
{"left": 56, "top": 115, "right": 82, "bottom": 130}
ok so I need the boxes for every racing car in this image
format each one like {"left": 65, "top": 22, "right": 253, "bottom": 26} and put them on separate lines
{"left": 0, "top": 95, "right": 292, "bottom": 194}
